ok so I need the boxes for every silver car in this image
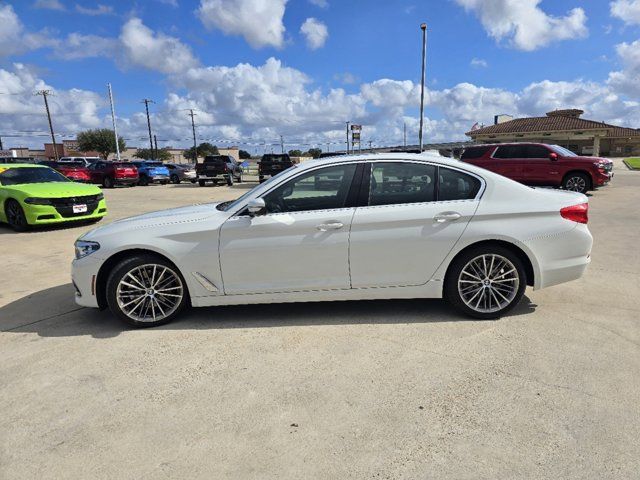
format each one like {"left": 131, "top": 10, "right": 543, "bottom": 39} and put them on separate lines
{"left": 166, "top": 163, "right": 197, "bottom": 184}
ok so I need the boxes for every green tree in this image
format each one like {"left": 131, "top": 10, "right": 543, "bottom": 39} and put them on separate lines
{"left": 134, "top": 148, "right": 172, "bottom": 161}
{"left": 184, "top": 142, "right": 219, "bottom": 161}
{"left": 288, "top": 149, "right": 303, "bottom": 157}
{"left": 307, "top": 148, "right": 322, "bottom": 159}
{"left": 239, "top": 149, "right": 252, "bottom": 159}
{"left": 77, "top": 129, "right": 126, "bottom": 159}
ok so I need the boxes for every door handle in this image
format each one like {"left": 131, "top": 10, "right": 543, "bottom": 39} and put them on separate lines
{"left": 434, "top": 212, "right": 461, "bottom": 223}
{"left": 316, "top": 222, "right": 344, "bottom": 231}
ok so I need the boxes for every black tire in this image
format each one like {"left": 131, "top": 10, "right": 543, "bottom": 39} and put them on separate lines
{"left": 562, "top": 172, "right": 591, "bottom": 194}
{"left": 226, "top": 175, "right": 234, "bottom": 186}
{"left": 138, "top": 175, "right": 149, "bottom": 187}
{"left": 170, "top": 174, "right": 180, "bottom": 184}
{"left": 236, "top": 172, "right": 243, "bottom": 183}
{"left": 160, "top": 181, "right": 168, "bottom": 185}
{"left": 105, "top": 253, "right": 189, "bottom": 328}
{"left": 444, "top": 245, "right": 526, "bottom": 320}
{"left": 198, "top": 179, "right": 206, "bottom": 187}
{"left": 103, "top": 176, "right": 114, "bottom": 189}
{"left": 5, "top": 199, "right": 29, "bottom": 232}
{"left": 190, "top": 179, "right": 196, "bottom": 184}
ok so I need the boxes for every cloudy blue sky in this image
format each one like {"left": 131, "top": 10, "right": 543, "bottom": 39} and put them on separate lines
{"left": 1, "top": 0, "right": 639, "bottom": 153}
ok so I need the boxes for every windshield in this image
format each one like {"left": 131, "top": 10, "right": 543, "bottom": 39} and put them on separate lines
{"left": 145, "top": 162, "right": 164, "bottom": 167}
{"left": 549, "top": 145, "right": 578, "bottom": 157}
{"left": 216, "top": 165, "right": 296, "bottom": 211}
{"left": 0, "top": 167, "right": 69, "bottom": 185}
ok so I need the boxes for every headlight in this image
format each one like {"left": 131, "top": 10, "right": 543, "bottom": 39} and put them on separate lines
{"left": 24, "top": 197, "right": 52, "bottom": 205}
{"left": 74, "top": 240, "right": 100, "bottom": 259}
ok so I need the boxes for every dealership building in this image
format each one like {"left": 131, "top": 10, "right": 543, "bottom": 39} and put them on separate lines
{"left": 466, "top": 109, "right": 640, "bottom": 157}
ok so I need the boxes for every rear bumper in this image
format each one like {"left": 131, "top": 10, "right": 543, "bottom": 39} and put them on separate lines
{"left": 525, "top": 223, "right": 593, "bottom": 290}
{"left": 149, "top": 175, "right": 170, "bottom": 183}
{"left": 115, "top": 177, "right": 138, "bottom": 185}
{"left": 198, "top": 174, "right": 229, "bottom": 181}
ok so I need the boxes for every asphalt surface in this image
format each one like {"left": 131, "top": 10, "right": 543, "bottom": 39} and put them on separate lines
{"left": 1, "top": 164, "right": 639, "bottom": 479}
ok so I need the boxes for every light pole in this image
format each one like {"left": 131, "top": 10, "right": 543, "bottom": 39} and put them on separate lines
{"left": 418, "top": 23, "right": 427, "bottom": 153}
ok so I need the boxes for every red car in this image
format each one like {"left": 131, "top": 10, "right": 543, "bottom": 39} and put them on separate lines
{"left": 39, "top": 160, "right": 92, "bottom": 183}
{"left": 460, "top": 143, "right": 613, "bottom": 194}
{"left": 87, "top": 160, "right": 139, "bottom": 188}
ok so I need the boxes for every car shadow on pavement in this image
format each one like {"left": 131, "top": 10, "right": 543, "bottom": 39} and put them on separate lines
{"left": 0, "top": 220, "right": 101, "bottom": 235}
{"left": 0, "top": 283, "right": 537, "bottom": 338}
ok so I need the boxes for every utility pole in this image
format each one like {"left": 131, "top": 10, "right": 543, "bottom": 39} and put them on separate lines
{"left": 142, "top": 98, "right": 155, "bottom": 152}
{"left": 0, "top": 136, "right": 3, "bottom": 150}
{"left": 36, "top": 90, "right": 58, "bottom": 160}
{"left": 346, "top": 121, "right": 350, "bottom": 154}
{"left": 280, "top": 135, "right": 284, "bottom": 154}
{"left": 419, "top": 23, "right": 427, "bottom": 152}
{"left": 188, "top": 109, "right": 197, "bottom": 163}
{"left": 154, "top": 135, "right": 159, "bottom": 159}
{"left": 403, "top": 122, "right": 407, "bottom": 148}
{"left": 107, "top": 83, "right": 121, "bottom": 161}
{"left": 368, "top": 140, "right": 373, "bottom": 152}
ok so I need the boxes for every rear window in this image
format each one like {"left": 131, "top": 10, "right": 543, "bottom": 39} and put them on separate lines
{"left": 261, "top": 154, "right": 291, "bottom": 163}
{"left": 461, "top": 146, "right": 492, "bottom": 160}
{"left": 203, "top": 156, "right": 228, "bottom": 164}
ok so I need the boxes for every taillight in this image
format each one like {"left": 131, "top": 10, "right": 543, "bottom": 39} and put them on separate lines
{"left": 223, "top": 164, "right": 228, "bottom": 172}
{"left": 560, "top": 203, "right": 589, "bottom": 224}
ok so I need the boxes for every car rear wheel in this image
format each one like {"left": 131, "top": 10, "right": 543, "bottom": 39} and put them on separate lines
{"left": 444, "top": 246, "right": 526, "bottom": 320}
{"left": 106, "top": 254, "right": 189, "bottom": 327}
{"left": 138, "top": 175, "right": 149, "bottom": 186}
{"left": 198, "top": 179, "right": 206, "bottom": 187}
{"left": 5, "top": 199, "right": 29, "bottom": 232}
{"left": 103, "top": 176, "right": 114, "bottom": 188}
{"left": 226, "top": 175, "right": 234, "bottom": 186}
{"left": 562, "top": 172, "right": 590, "bottom": 194}
{"left": 170, "top": 174, "right": 180, "bottom": 184}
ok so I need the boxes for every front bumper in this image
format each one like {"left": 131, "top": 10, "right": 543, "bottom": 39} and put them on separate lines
{"left": 72, "top": 253, "right": 105, "bottom": 308}
{"left": 23, "top": 199, "right": 108, "bottom": 225}
{"left": 595, "top": 171, "right": 613, "bottom": 186}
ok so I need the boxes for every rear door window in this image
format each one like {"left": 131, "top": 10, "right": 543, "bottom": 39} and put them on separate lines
{"left": 368, "top": 162, "right": 436, "bottom": 206}
{"left": 438, "top": 168, "right": 482, "bottom": 201}
{"left": 493, "top": 145, "right": 527, "bottom": 159}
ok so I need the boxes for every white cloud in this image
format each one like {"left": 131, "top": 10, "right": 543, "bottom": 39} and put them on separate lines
{"left": 119, "top": 18, "right": 199, "bottom": 74}
{"left": 470, "top": 58, "right": 488, "bottom": 68}
{"left": 309, "top": 0, "right": 328, "bottom": 7}
{"left": 610, "top": 0, "right": 640, "bottom": 25}
{"left": 197, "top": 0, "right": 288, "bottom": 49}
{"left": 33, "top": 0, "right": 65, "bottom": 10}
{"left": 74, "top": 3, "right": 114, "bottom": 15}
{"left": 454, "top": 0, "right": 588, "bottom": 51}
{"left": 607, "top": 39, "right": 640, "bottom": 97}
{"left": 0, "top": 5, "right": 58, "bottom": 56}
{"left": 300, "top": 17, "right": 328, "bottom": 50}
{"left": 52, "top": 33, "right": 118, "bottom": 60}
{"left": 334, "top": 72, "right": 358, "bottom": 84}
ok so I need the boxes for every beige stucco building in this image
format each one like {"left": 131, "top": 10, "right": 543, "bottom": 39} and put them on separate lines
{"left": 466, "top": 109, "right": 640, "bottom": 157}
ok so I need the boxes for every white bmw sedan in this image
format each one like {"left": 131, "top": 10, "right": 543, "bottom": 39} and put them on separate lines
{"left": 72, "top": 153, "right": 592, "bottom": 327}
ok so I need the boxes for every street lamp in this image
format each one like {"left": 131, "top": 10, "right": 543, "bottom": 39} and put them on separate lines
{"left": 419, "top": 22, "right": 427, "bottom": 152}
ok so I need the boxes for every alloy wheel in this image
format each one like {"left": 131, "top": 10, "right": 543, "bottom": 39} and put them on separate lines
{"left": 565, "top": 176, "right": 586, "bottom": 192}
{"left": 6, "top": 201, "right": 27, "bottom": 230}
{"left": 116, "top": 263, "right": 184, "bottom": 323}
{"left": 458, "top": 254, "right": 519, "bottom": 314}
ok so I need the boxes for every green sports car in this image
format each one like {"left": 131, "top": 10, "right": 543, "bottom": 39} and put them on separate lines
{"left": 0, "top": 164, "right": 108, "bottom": 231}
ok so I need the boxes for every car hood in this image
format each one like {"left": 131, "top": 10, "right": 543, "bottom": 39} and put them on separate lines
{"left": 82, "top": 203, "right": 225, "bottom": 240}
{"left": 572, "top": 155, "right": 612, "bottom": 164}
{"left": 4, "top": 181, "right": 101, "bottom": 197}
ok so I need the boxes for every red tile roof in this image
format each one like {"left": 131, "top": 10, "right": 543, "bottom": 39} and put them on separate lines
{"left": 466, "top": 115, "right": 613, "bottom": 136}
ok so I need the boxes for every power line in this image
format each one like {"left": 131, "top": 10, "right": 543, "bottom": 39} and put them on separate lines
{"left": 35, "top": 90, "right": 58, "bottom": 160}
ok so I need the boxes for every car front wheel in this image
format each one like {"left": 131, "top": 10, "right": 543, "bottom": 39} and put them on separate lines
{"left": 444, "top": 246, "right": 526, "bottom": 319}
{"left": 562, "top": 172, "right": 590, "bottom": 194}
{"left": 106, "top": 254, "right": 189, "bottom": 327}
{"left": 5, "top": 199, "right": 29, "bottom": 232}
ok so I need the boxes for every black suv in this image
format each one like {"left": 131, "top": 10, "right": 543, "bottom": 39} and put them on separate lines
{"left": 258, "top": 154, "right": 293, "bottom": 183}
{"left": 195, "top": 155, "right": 243, "bottom": 186}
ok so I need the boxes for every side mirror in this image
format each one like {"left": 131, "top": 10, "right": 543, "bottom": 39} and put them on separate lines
{"left": 247, "top": 198, "right": 266, "bottom": 217}
{"left": 549, "top": 152, "right": 559, "bottom": 161}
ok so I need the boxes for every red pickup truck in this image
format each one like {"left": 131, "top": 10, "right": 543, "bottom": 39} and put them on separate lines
{"left": 460, "top": 143, "right": 613, "bottom": 194}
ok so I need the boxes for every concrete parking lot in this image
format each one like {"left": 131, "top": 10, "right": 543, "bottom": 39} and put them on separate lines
{"left": 1, "top": 163, "right": 639, "bottom": 479}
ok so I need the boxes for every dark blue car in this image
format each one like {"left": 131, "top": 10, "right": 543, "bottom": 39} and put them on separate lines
{"left": 131, "top": 161, "right": 170, "bottom": 186}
